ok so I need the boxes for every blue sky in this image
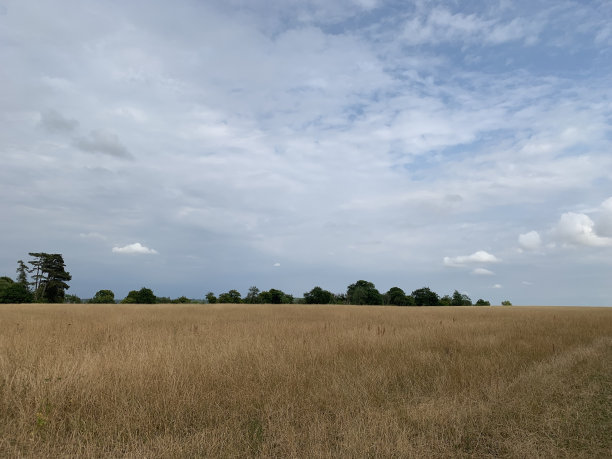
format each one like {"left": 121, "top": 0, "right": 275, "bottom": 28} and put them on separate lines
{"left": 1, "top": 0, "right": 611, "bottom": 305}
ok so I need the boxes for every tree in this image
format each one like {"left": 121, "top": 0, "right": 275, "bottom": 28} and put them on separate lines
{"left": 304, "top": 286, "right": 334, "bottom": 304}
{"left": 122, "top": 287, "right": 156, "bottom": 304}
{"left": 258, "top": 289, "right": 293, "bottom": 304}
{"left": 411, "top": 287, "right": 439, "bottom": 306}
{"left": 65, "top": 294, "right": 82, "bottom": 304}
{"left": 347, "top": 280, "right": 383, "bottom": 305}
{"left": 0, "top": 277, "right": 33, "bottom": 303}
{"left": 439, "top": 295, "right": 452, "bottom": 306}
{"left": 28, "top": 253, "right": 71, "bottom": 303}
{"left": 16, "top": 260, "right": 29, "bottom": 287}
{"left": 218, "top": 289, "right": 242, "bottom": 303}
{"left": 245, "top": 286, "right": 260, "bottom": 304}
{"left": 451, "top": 290, "right": 472, "bottom": 306}
{"left": 90, "top": 289, "right": 116, "bottom": 304}
{"left": 501, "top": 300, "right": 512, "bottom": 306}
{"left": 475, "top": 299, "right": 491, "bottom": 306}
{"left": 205, "top": 292, "right": 217, "bottom": 304}
{"left": 384, "top": 287, "right": 411, "bottom": 306}
{"left": 172, "top": 296, "right": 191, "bottom": 304}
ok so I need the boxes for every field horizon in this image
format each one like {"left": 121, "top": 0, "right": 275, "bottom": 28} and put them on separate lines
{"left": 1, "top": 303, "right": 610, "bottom": 457}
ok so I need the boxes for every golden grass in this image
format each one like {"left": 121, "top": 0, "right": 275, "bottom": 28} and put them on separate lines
{"left": 0, "top": 303, "right": 610, "bottom": 457}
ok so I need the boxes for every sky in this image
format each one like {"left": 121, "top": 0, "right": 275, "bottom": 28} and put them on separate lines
{"left": 1, "top": 0, "right": 611, "bottom": 305}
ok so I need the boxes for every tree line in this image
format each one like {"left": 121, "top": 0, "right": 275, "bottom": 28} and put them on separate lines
{"left": 1, "top": 253, "right": 510, "bottom": 306}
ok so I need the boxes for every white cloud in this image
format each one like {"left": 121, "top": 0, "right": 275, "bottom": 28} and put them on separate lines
{"left": 492, "top": 284, "right": 502, "bottom": 289}
{"left": 595, "top": 197, "right": 612, "bottom": 237}
{"left": 444, "top": 251, "right": 500, "bottom": 267}
{"left": 79, "top": 232, "right": 107, "bottom": 240}
{"left": 554, "top": 212, "right": 612, "bottom": 248}
{"left": 273, "top": 262, "right": 281, "bottom": 267}
{"left": 472, "top": 268, "right": 494, "bottom": 276}
{"left": 112, "top": 243, "right": 158, "bottom": 255}
{"left": 518, "top": 230, "right": 542, "bottom": 251}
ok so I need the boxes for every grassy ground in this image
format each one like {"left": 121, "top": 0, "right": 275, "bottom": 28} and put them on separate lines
{"left": 0, "top": 303, "right": 610, "bottom": 457}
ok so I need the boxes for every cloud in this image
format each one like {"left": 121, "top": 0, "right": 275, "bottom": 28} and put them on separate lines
{"left": 444, "top": 251, "right": 500, "bottom": 267}
{"left": 492, "top": 284, "right": 502, "bottom": 289}
{"left": 112, "top": 243, "right": 158, "bottom": 255}
{"left": 518, "top": 230, "right": 542, "bottom": 251}
{"left": 79, "top": 232, "right": 107, "bottom": 240}
{"left": 553, "top": 212, "right": 612, "bottom": 248}
{"left": 273, "top": 262, "right": 281, "bottom": 267}
{"left": 595, "top": 197, "right": 612, "bottom": 237}
{"left": 39, "top": 109, "right": 78, "bottom": 133}
{"left": 472, "top": 268, "right": 494, "bottom": 276}
{"left": 401, "top": 8, "right": 541, "bottom": 46}
{"left": 75, "top": 130, "right": 132, "bottom": 159}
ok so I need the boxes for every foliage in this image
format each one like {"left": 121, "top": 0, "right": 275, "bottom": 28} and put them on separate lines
{"left": 383, "top": 287, "right": 413, "bottom": 306}
{"left": 501, "top": 300, "right": 512, "bottom": 306}
{"left": 28, "top": 253, "right": 72, "bottom": 303}
{"left": 172, "top": 296, "right": 191, "bottom": 304}
{"left": 258, "top": 289, "right": 293, "bottom": 304}
{"left": 0, "top": 277, "right": 33, "bottom": 303}
{"left": 333, "top": 293, "right": 347, "bottom": 304}
{"left": 245, "top": 286, "right": 261, "bottom": 304}
{"left": 16, "top": 260, "right": 29, "bottom": 287}
{"left": 304, "top": 286, "right": 334, "bottom": 304}
{"left": 90, "top": 290, "right": 116, "bottom": 304}
{"left": 451, "top": 290, "right": 472, "bottom": 306}
{"left": 205, "top": 292, "right": 217, "bottom": 304}
{"left": 411, "top": 287, "right": 440, "bottom": 306}
{"left": 218, "top": 289, "right": 242, "bottom": 303}
{"left": 121, "top": 287, "right": 156, "bottom": 304}
{"left": 347, "top": 280, "right": 382, "bottom": 305}
{"left": 65, "top": 294, "right": 82, "bottom": 304}
{"left": 475, "top": 299, "right": 491, "bottom": 306}
{"left": 439, "top": 295, "right": 452, "bottom": 306}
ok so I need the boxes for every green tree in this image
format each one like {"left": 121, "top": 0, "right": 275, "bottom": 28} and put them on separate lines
{"left": 439, "top": 295, "right": 452, "bottom": 306}
{"left": 451, "top": 290, "right": 472, "bottom": 306}
{"left": 411, "top": 287, "right": 439, "bottom": 306}
{"left": 172, "top": 296, "right": 191, "bottom": 304}
{"left": 122, "top": 287, "right": 156, "bottom": 304}
{"left": 475, "top": 299, "right": 491, "bottom": 306}
{"left": 258, "top": 289, "right": 293, "bottom": 304}
{"left": 65, "top": 294, "right": 82, "bottom": 304}
{"left": 205, "top": 292, "right": 217, "bottom": 304}
{"left": 28, "top": 253, "right": 72, "bottom": 303}
{"left": 304, "top": 286, "right": 334, "bottom": 304}
{"left": 218, "top": 289, "right": 242, "bottom": 303}
{"left": 501, "top": 300, "right": 512, "bottom": 306}
{"left": 16, "top": 260, "right": 29, "bottom": 287}
{"left": 384, "top": 287, "right": 411, "bottom": 306}
{"left": 333, "top": 293, "right": 347, "bottom": 304}
{"left": 346, "top": 280, "right": 382, "bottom": 305}
{"left": 0, "top": 276, "right": 33, "bottom": 303}
{"left": 245, "top": 286, "right": 260, "bottom": 304}
{"left": 90, "top": 289, "right": 116, "bottom": 304}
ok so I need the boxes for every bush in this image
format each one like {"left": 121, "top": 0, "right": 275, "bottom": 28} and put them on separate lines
{"left": 89, "top": 290, "right": 116, "bottom": 304}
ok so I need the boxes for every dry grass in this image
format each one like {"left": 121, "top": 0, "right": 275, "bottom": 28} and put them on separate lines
{"left": 0, "top": 303, "right": 610, "bottom": 458}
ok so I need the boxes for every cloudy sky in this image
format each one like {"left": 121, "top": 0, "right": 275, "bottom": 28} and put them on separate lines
{"left": 1, "top": 0, "right": 611, "bottom": 305}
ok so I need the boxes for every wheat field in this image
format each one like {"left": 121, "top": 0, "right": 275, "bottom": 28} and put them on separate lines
{"left": 0, "top": 303, "right": 610, "bottom": 457}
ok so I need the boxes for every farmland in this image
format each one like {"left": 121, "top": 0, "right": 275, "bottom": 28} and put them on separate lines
{"left": 1, "top": 304, "right": 610, "bottom": 457}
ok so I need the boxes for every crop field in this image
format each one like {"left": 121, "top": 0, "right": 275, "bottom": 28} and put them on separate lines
{"left": 0, "top": 304, "right": 610, "bottom": 457}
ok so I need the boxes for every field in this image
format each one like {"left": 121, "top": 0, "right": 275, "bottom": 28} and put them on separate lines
{"left": 0, "top": 304, "right": 610, "bottom": 457}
